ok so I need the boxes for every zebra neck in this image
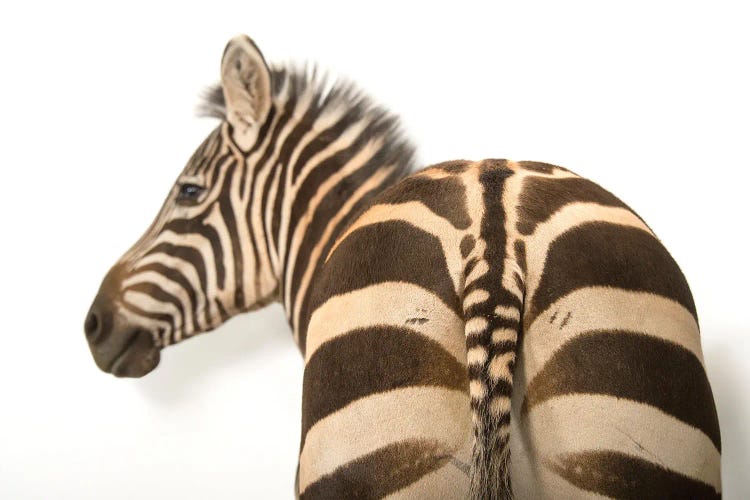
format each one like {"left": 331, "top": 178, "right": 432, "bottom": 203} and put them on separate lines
{"left": 277, "top": 155, "right": 409, "bottom": 349}
{"left": 252, "top": 68, "right": 415, "bottom": 350}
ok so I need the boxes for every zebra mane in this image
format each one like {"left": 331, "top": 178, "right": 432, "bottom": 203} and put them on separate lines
{"left": 196, "top": 64, "right": 416, "bottom": 174}
{"left": 197, "top": 65, "right": 407, "bottom": 139}
{"left": 196, "top": 83, "right": 227, "bottom": 120}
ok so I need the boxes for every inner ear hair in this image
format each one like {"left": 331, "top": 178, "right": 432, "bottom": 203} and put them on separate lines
{"left": 220, "top": 35, "right": 272, "bottom": 130}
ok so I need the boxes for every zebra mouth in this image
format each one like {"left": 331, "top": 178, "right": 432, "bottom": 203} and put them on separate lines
{"left": 108, "top": 329, "right": 161, "bottom": 378}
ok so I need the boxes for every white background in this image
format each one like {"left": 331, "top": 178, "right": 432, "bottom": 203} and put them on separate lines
{"left": 1, "top": 1, "right": 748, "bottom": 498}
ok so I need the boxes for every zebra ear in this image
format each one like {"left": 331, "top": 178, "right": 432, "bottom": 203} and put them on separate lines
{"left": 220, "top": 35, "right": 272, "bottom": 147}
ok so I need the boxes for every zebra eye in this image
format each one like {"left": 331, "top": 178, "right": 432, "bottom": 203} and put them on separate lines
{"left": 177, "top": 183, "right": 205, "bottom": 203}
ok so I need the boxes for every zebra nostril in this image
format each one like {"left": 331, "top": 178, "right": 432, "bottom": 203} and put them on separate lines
{"left": 84, "top": 311, "right": 100, "bottom": 341}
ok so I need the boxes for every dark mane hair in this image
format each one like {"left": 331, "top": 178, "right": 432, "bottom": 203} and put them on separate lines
{"left": 196, "top": 83, "right": 227, "bottom": 119}
{"left": 196, "top": 64, "right": 417, "bottom": 174}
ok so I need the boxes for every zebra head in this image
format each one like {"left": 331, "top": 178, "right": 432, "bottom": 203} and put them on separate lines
{"left": 84, "top": 36, "right": 282, "bottom": 377}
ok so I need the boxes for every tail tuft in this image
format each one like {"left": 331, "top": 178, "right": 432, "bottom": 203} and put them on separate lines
{"left": 470, "top": 406, "right": 514, "bottom": 499}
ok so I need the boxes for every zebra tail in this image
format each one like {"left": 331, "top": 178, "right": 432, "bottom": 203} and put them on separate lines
{"left": 463, "top": 256, "right": 523, "bottom": 500}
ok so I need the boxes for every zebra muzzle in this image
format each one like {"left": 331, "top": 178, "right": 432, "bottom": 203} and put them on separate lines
{"left": 84, "top": 301, "right": 160, "bottom": 378}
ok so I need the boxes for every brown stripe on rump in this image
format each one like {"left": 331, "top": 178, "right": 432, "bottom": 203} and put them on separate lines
{"left": 430, "top": 159, "right": 474, "bottom": 174}
{"left": 523, "top": 330, "right": 721, "bottom": 450}
{"left": 301, "top": 326, "right": 468, "bottom": 444}
{"left": 300, "top": 439, "right": 452, "bottom": 500}
{"left": 308, "top": 220, "right": 462, "bottom": 320}
{"left": 516, "top": 176, "right": 630, "bottom": 235}
{"left": 470, "top": 161, "right": 516, "bottom": 309}
{"left": 528, "top": 222, "right": 697, "bottom": 325}
{"left": 517, "top": 161, "right": 568, "bottom": 174}
{"left": 375, "top": 175, "right": 472, "bottom": 229}
{"left": 548, "top": 450, "right": 721, "bottom": 499}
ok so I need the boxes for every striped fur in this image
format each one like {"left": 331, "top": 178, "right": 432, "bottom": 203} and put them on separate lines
{"left": 84, "top": 36, "right": 413, "bottom": 375}
{"left": 85, "top": 35, "right": 721, "bottom": 498}
{"left": 298, "top": 159, "right": 720, "bottom": 498}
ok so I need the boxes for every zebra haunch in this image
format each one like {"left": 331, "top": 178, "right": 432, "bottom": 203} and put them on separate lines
{"left": 83, "top": 34, "right": 721, "bottom": 499}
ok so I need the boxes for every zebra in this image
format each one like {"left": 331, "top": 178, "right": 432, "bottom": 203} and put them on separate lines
{"left": 84, "top": 35, "right": 721, "bottom": 499}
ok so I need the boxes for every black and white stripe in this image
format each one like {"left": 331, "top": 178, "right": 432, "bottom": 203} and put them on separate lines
{"left": 86, "top": 35, "right": 721, "bottom": 499}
